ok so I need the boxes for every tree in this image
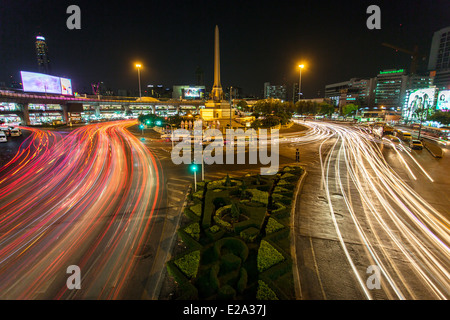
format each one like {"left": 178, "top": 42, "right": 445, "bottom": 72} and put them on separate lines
{"left": 230, "top": 202, "right": 240, "bottom": 222}
{"left": 236, "top": 100, "right": 249, "bottom": 112}
{"left": 167, "top": 114, "right": 183, "bottom": 127}
{"left": 224, "top": 174, "right": 232, "bottom": 187}
{"left": 428, "top": 111, "right": 450, "bottom": 126}
{"left": 342, "top": 103, "right": 359, "bottom": 117}
{"left": 318, "top": 102, "right": 335, "bottom": 116}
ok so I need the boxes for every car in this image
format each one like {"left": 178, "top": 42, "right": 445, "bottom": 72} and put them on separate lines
{"left": 0, "top": 127, "right": 11, "bottom": 136}
{"left": 384, "top": 135, "right": 400, "bottom": 144}
{"left": 0, "top": 131, "right": 7, "bottom": 143}
{"left": 10, "top": 128, "right": 22, "bottom": 137}
{"left": 410, "top": 140, "right": 423, "bottom": 150}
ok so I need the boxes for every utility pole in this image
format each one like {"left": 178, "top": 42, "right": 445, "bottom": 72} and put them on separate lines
{"left": 229, "top": 86, "right": 233, "bottom": 129}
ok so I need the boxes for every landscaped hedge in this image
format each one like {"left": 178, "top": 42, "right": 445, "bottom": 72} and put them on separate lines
{"left": 184, "top": 222, "right": 200, "bottom": 241}
{"left": 168, "top": 165, "right": 305, "bottom": 300}
{"left": 215, "top": 237, "right": 249, "bottom": 262}
{"left": 256, "top": 280, "right": 278, "bottom": 300}
{"left": 247, "top": 188, "right": 269, "bottom": 205}
{"left": 174, "top": 250, "right": 201, "bottom": 279}
{"left": 265, "top": 217, "right": 284, "bottom": 234}
{"left": 257, "top": 240, "right": 285, "bottom": 272}
{"left": 166, "top": 260, "right": 199, "bottom": 299}
{"left": 177, "top": 228, "right": 202, "bottom": 251}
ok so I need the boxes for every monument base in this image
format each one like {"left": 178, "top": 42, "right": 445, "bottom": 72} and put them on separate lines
{"left": 200, "top": 101, "right": 233, "bottom": 121}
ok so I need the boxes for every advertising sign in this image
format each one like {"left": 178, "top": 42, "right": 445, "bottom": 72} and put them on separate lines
{"left": 21, "top": 71, "right": 61, "bottom": 94}
{"left": 437, "top": 90, "right": 450, "bottom": 112}
{"left": 403, "top": 88, "right": 436, "bottom": 120}
{"left": 183, "top": 87, "right": 204, "bottom": 99}
{"left": 60, "top": 78, "right": 73, "bottom": 95}
{"left": 21, "top": 71, "right": 73, "bottom": 95}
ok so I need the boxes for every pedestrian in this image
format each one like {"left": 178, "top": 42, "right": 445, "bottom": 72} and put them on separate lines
{"left": 296, "top": 148, "right": 300, "bottom": 162}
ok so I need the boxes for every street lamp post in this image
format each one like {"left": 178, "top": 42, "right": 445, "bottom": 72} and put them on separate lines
{"left": 136, "top": 63, "right": 142, "bottom": 99}
{"left": 298, "top": 64, "right": 304, "bottom": 103}
{"left": 229, "top": 86, "right": 233, "bottom": 129}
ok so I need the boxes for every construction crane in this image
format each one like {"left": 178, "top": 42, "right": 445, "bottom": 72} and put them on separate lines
{"left": 381, "top": 43, "right": 427, "bottom": 74}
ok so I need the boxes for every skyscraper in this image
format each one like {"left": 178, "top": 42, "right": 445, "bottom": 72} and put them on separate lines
{"left": 428, "top": 26, "right": 450, "bottom": 90}
{"left": 35, "top": 35, "right": 50, "bottom": 74}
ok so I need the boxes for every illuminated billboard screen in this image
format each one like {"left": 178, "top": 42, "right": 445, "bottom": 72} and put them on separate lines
{"left": 21, "top": 71, "right": 61, "bottom": 94}
{"left": 403, "top": 88, "right": 436, "bottom": 120}
{"left": 60, "top": 77, "right": 73, "bottom": 95}
{"left": 183, "top": 87, "right": 204, "bottom": 99}
{"left": 437, "top": 90, "right": 450, "bottom": 112}
{"left": 20, "top": 71, "right": 73, "bottom": 95}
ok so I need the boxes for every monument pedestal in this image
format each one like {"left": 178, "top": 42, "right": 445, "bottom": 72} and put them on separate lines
{"left": 200, "top": 101, "right": 232, "bottom": 121}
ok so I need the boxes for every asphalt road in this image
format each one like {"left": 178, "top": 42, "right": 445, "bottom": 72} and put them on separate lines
{"left": 0, "top": 121, "right": 164, "bottom": 299}
{"left": 291, "top": 121, "right": 449, "bottom": 300}
{"left": 0, "top": 120, "right": 447, "bottom": 300}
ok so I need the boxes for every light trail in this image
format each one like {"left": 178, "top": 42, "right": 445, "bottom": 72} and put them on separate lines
{"left": 293, "top": 120, "right": 450, "bottom": 299}
{"left": 0, "top": 120, "right": 163, "bottom": 299}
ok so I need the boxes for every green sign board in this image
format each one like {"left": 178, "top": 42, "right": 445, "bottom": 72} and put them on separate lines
{"left": 379, "top": 69, "right": 404, "bottom": 75}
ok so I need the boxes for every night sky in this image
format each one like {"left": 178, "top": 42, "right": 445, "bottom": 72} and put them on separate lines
{"left": 0, "top": 0, "right": 449, "bottom": 98}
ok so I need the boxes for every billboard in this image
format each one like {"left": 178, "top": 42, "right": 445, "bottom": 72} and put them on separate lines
{"left": 60, "top": 77, "right": 73, "bottom": 95}
{"left": 437, "top": 90, "right": 450, "bottom": 112}
{"left": 20, "top": 71, "right": 73, "bottom": 95}
{"left": 403, "top": 88, "right": 436, "bottom": 120}
{"left": 182, "top": 87, "right": 204, "bottom": 99}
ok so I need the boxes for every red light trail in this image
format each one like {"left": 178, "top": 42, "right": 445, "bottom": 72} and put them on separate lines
{"left": 0, "top": 120, "right": 163, "bottom": 299}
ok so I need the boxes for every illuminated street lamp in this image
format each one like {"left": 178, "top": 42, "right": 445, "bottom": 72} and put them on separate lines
{"left": 298, "top": 64, "right": 305, "bottom": 102}
{"left": 135, "top": 63, "right": 142, "bottom": 99}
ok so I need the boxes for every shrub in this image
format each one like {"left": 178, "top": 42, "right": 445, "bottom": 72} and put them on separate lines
{"left": 257, "top": 240, "right": 285, "bottom": 272}
{"left": 265, "top": 218, "right": 284, "bottom": 234}
{"left": 190, "top": 203, "right": 202, "bottom": 217}
{"left": 256, "top": 280, "right": 278, "bottom": 300}
{"left": 271, "top": 202, "right": 287, "bottom": 215}
{"left": 215, "top": 238, "right": 249, "bottom": 262}
{"left": 240, "top": 227, "right": 259, "bottom": 243}
{"left": 216, "top": 204, "right": 231, "bottom": 216}
{"left": 174, "top": 250, "right": 200, "bottom": 279}
{"left": 218, "top": 285, "right": 236, "bottom": 300}
{"left": 220, "top": 253, "right": 242, "bottom": 274}
{"left": 230, "top": 202, "right": 240, "bottom": 222}
{"left": 273, "top": 186, "right": 289, "bottom": 193}
{"left": 214, "top": 198, "right": 231, "bottom": 210}
{"left": 210, "top": 225, "right": 221, "bottom": 233}
{"left": 193, "top": 190, "right": 204, "bottom": 199}
{"left": 184, "top": 222, "right": 200, "bottom": 241}
{"left": 247, "top": 188, "right": 269, "bottom": 205}
{"left": 277, "top": 179, "right": 290, "bottom": 186}
{"left": 236, "top": 268, "right": 248, "bottom": 294}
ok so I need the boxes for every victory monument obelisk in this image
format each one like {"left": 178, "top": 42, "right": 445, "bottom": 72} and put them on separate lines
{"left": 200, "top": 25, "right": 232, "bottom": 121}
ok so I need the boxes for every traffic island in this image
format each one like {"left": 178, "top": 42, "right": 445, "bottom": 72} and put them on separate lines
{"left": 165, "top": 166, "right": 305, "bottom": 300}
{"left": 423, "top": 140, "right": 443, "bottom": 158}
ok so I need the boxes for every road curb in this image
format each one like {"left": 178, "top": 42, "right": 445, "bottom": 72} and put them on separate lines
{"left": 147, "top": 185, "right": 191, "bottom": 300}
{"left": 290, "top": 169, "right": 308, "bottom": 300}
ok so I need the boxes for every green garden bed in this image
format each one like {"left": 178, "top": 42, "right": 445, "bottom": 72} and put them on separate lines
{"left": 167, "top": 166, "right": 304, "bottom": 300}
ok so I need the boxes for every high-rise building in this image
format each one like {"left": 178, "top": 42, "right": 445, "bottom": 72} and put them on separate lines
{"left": 374, "top": 69, "right": 409, "bottom": 109}
{"left": 428, "top": 26, "right": 450, "bottom": 90}
{"left": 264, "top": 82, "right": 287, "bottom": 101}
{"left": 35, "top": 35, "right": 50, "bottom": 74}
